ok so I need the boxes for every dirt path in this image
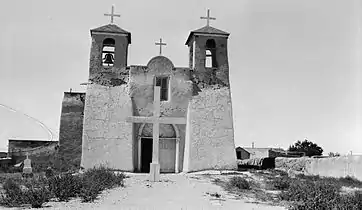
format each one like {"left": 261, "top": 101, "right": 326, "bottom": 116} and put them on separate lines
{"left": 32, "top": 172, "right": 286, "bottom": 210}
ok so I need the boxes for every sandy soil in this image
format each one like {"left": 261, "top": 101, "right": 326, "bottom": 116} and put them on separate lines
{"left": 25, "top": 171, "right": 286, "bottom": 210}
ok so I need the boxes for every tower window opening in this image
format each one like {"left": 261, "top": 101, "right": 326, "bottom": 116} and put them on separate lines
{"left": 155, "top": 77, "right": 169, "bottom": 101}
{"left": 102, "top": 38, "right": 115, "bottom": 67}
{"left": 205, "top": 50, "right": 212, "bottom": 68}
{"left": 205, "top": 39, "right": 217, "bottom": 68}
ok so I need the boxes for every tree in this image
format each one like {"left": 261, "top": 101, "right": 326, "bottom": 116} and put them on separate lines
{"left": 328, "top": 152, "right": 340, "bottom": 157}
{"left": 288, "top": 139, "right": 323, "bottom": 157}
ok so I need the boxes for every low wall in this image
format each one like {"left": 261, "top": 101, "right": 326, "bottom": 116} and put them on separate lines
{"left": 275, "top": 156, "right": 362, "bottom": 181}
{"left": 306, "top": 155, "right": 362, "bottom": 180}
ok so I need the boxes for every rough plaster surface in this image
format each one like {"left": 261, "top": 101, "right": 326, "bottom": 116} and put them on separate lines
{"left": 81, "top": 84, "right": 133, "bottom": 170}
{"left": 129, "top": 56, "right": 192, "bottom": 172}
{"left": 89, "top": 33, "right": 129, "bottom": 77}
{"left": 188, "top": 35, "right": 230, "bottom": 92}
{"left": 58, "top": 92, "right": 85, "bottom": 169}
{"left": 79, "top": 26, "right": 237, "bottom": 174}
{"left": 306, "top": 155, "right": 362, "bottom": 181}
{"left": 183, "top": 87, "right": 237, "bottom": 172}
{"left": 275, "top": 157, "right": 312, "bottom": 172}
{"left": 276, "top": 156, "right": 362, "bottom": 181}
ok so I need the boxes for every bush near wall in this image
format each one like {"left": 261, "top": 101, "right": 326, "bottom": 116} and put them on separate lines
{"left": 276, "top": 174, "right": 362, "bottom": 209}
{"left": 0, "top": 166, "right": 125, "bottom": 208}
{"left": 275, "top": 157, "right": 312, "bottom": 172}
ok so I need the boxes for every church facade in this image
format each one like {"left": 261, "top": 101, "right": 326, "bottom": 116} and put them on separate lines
{"left": 60, "top": 10, "right": 237, "bottom": 173}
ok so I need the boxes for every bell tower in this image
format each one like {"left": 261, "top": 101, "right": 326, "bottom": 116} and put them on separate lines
{"left": 185, "top": 9, "right": 230, "bottom": 91}
{"left": 183, "top": 10, "right": 237, "bottom": 173}
{"left": 89, "top": 6, "right": 131, "bottom": 80}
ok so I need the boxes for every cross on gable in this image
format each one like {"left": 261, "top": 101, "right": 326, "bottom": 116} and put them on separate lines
{"left": 155, "top": 38, "right": 167, "bottom": 56}
{"left": 126, "top": 86, "right": 186, "bottom": 181}
{"left": 104, "top": 5, "right": 121, "bottom": 24}
{"left": 200, "top": 9, "right": 216, "bottom": 26}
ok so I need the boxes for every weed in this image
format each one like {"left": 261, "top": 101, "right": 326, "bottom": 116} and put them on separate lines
{"left": 48, "top": 173, "right": 82, "bottom": 201}
{"left": 270, "top": 176, "right": 290, "bottom": 190}
{"left": 0, "top": 178, "right": 50, "bottom": 208}
{"left": 226, "top": 176, "right": 251, "bottom": 190}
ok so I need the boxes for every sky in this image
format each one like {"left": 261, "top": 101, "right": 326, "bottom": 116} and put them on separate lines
{"left": 0, "top": 0, "right": 361, "bottom": 155}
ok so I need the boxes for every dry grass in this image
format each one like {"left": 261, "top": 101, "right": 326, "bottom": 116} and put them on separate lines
{"left": 210, "top": 169, "right": 362, "bottom": 209}
{"left": 0, "top": 166, "right": 126, "bottom": 208}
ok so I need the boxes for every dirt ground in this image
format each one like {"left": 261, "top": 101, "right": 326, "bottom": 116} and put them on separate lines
{"left": 25, "top": 171, "right": 286, "bottom": 210}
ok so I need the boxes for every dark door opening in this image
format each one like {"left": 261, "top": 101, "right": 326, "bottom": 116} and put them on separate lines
{"left": 141, "top": 138, "right": 153, "bottom": 173}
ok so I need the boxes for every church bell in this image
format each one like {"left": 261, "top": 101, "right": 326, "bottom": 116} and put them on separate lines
{"left": 103, "top": 53, "right": 114, "bottom": 65}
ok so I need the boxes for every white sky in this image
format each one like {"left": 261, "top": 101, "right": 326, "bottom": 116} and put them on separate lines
{"left": 0, "top": 0, "right": 361, "bottom": 155}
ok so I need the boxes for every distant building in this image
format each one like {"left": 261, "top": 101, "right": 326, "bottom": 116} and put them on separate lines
{"left": 236, "top": 147, "right": 288, "bottom": 160}
{"left": 0, "top": 157, "right": 12, "bottom": 169}
{"left": 8, "top": 138, "right": 58, "bottom": 164}
{"left": 0, "top": 152, "right": 8, "bottom": 158}
{"left": 236, "top": 147, "right": 305, "bottom": 160}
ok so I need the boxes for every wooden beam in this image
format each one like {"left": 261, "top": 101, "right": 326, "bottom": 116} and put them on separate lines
{"left": 126, "top": 116, "right": 186, "bottom": 125}
{"left": 126, "top": 116, "right": 154, "bottom": 124}
{"left": 158, "top": 117, "right": 186, "bottom": 125}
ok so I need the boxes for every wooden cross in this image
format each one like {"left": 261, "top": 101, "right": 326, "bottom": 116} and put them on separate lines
{"left": 155, "top": 38, "right": 167, "bottom": 56}
{"left": 126, "top": 86, "right": 186, "bottom": 181}
{"left": 200, "top": 9, "right": 216, "bottom": 26}
{"left": 104, "top": 5, "right": 121, "bottom": 24}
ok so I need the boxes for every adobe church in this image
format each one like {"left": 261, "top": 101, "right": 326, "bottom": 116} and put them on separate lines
{"left": 58, "top": 7, "right": 237, "bottom": 176}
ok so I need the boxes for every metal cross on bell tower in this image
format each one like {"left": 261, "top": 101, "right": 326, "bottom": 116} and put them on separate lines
{"left": 104, "top": 5, "right": 121, "bottom": 24}
{"left": 155, "top": 38, "right": 167, "bottom": 56}
{"left": 200, "top": 9, "right": 216, "bottom": 26}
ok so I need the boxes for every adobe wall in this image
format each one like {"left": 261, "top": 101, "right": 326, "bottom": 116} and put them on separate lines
{"left": 190, "top": 35, "right": 230, "bottom": 92}
{"left": 8, "top": 140, "right": 58, "bottom": 164}
{"left": 129, "top": 56, "right": 193, "bottom": 172}
{"left": 306, "top": 155, "right": 362, "bottom": 181}
{"left": 89, "top": 33, "right": 129, "bottom": 78}
{"left": 58, "top": 92, "right": 85, "bottom": 170}
{"left": 183, "top": 87, "right": 237, "bottom": 172}
{"left": 81, "top": 83, "right": 133, "bottom": 171}
{"left": 248, "top": 149, "right": 270, "bottom": 159}
{"left": 275, "top": 156, "right": 362, "bottom": 181}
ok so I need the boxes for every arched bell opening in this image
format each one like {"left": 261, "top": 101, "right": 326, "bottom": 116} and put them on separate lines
{"left": 102, "top": 38, "right": 115, "bottom": 67}
{"left": 205, "top": 39, "right": 217, "bottom": 68}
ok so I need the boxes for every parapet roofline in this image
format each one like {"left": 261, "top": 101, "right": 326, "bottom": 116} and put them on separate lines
{"left": 9, "top": 138, "right": 57, "bottom": 142}
{"left": 90, "top": 24, "right": 131, "bottom": 44}
{"left": 185, "top": 25, "right": 230, "bottom": 45}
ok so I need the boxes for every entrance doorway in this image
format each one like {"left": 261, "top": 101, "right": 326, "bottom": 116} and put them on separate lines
{"left": 137, "top": 123, "right": 181, "bottom": 173}
{"left": 140, "top": 138, "right": 153, "bottom": 173}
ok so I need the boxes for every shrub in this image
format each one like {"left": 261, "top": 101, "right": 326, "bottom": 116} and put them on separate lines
{"left": 280, "top": 178, "right": 341, "bottom": 209}
{"left": 79, "top": 166, "right": 125, "bottom": 202}
{"left": 82, "top": 166, "right": 125, "bottom": 190}
{"left": 79, "top": 179, "right": 103, "bottom": 202}
{"left": 23, "top": 184, "right": 51, "bottom": 208}
{"left": 227, "top": 176, "right": 251, "bottom": 190}
{"left": 0, "top": 178, "right": 25, "bottom": 206}
{"left": 0, "top": 178, "right": 50, "bottom": 208}
{"left": 337, "top": 191, "right": 362, "bottom": 210}
{"left": 270, "top": 176, "right": 290, "bottom": 190}
{"left": 48, "top": 173, "right": 82, "bottom": 201}
{"left": 336, "top": 176, "right": 362, "bottom": 188}
{"left": 0, "top": 166, "right": 126, "bottom": 207}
